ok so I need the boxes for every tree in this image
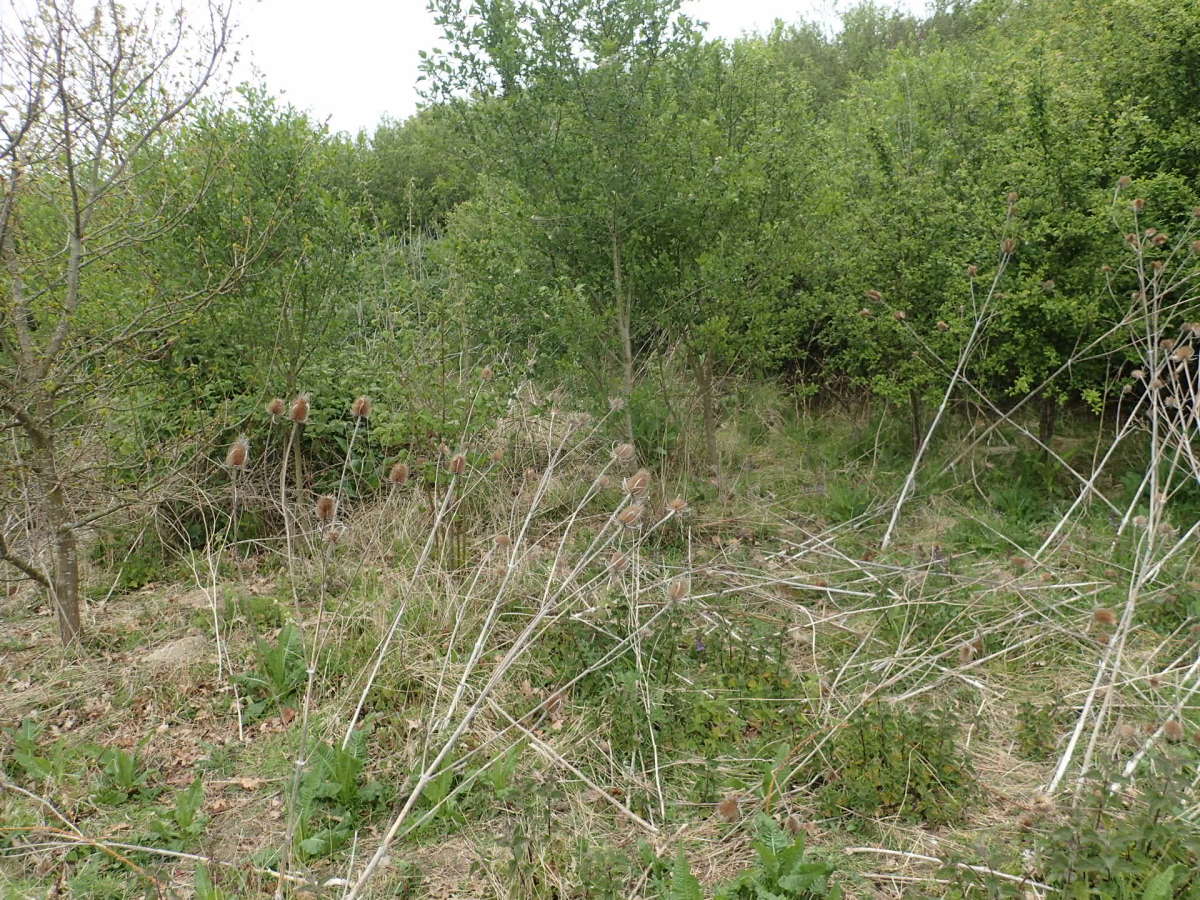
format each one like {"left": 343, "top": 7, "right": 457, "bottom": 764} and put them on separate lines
{"left": 0, "top": 0, "right": 259, "bottom": 644}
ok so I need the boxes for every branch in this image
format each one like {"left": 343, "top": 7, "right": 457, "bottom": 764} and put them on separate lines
{"left": 0, "top": 523, "right": 49, "bottom": 588}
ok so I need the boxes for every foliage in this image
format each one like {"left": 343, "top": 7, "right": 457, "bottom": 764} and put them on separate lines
{"left": 811, "top": 703, "right": 975, "bottom": 827}
{"left": 1037, "top": 754, "right": 1200, "bottom": 898}
{"left": 715, "top": 813, "right": 842, "bottom": 899}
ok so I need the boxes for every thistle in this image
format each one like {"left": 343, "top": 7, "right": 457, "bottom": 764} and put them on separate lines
{"left": 225, "top": 435, "right": 249, "bottom": 470}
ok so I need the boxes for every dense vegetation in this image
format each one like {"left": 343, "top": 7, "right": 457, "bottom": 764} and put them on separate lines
{"left": 3, "top": 0, "right": 1200, "bottom": 897}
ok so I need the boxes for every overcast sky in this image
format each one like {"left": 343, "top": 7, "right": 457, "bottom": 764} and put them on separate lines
{"left": 232, "top": 0, "right": 930, "bottom": 135}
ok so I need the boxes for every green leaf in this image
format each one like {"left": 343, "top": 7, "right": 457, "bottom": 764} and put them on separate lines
{"left": 668, "top": 852, "right": 703, "bottom": 900}
{"left": 1141, "top": 865, "right": 1178, "bottom": 900}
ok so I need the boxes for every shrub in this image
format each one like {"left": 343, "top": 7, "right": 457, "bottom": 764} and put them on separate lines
{"left": 811, "top": 703, "right": 975, "bottom": 827}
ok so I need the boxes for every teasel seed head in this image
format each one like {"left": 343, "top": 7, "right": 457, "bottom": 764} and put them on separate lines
{"left": 388, "top": 461, "right": 410, "bottom": 485}
{"left": 1151, "top": 259, "right": 1165, "bottom": 271}
{"left": 1131, "top": 197, "right": 1145, "bottom": 212}
{"left": 958, "top": 643, "right": 976, "bottom": 665}
{"left": 1042, "top": 279, "right": 1055, "bottom": 291}
{"left": 1006, "top": 191, "right": 1019, "bottom": 205}
{"left": 666, "top": 495, "right": 689, "bottom": 514}
{"left": 1163, "top": 719, "right": 1185, "bottom": 742}
{"left": 617, "top": 503, "right": 645, "bottom": 527}
{"left": 1188, "top": 322, "right": 1200, "bottom": 336}
{"left": 1149, "top": 377, "right": 1165, "bottom": 390}
{"left": 966, "top": 264, "right": 978, "bottom": 277}
{"left": 608, "top": 396, "right": 626, "bottom": 412}
{"left": 613, "top": 442, "right": 636, "bottom": 462}
{"left": 226, "top": 435, "right": 249, "bottom": 470}
{"left": 1192, "top": 240, "right": 1200, "bottom": 254}
{"left": 623, "top": 468, "right": 651, "bottom": 496}
{"left": 1125, "top": 232, "right": 1139, "bottom": 246}
{"left": 1152, "top": 232, "right": 1168, "bottom": 247}
{"left": 494, "top": 533, "right": 512, "bottom": 549}
{"left": 936, "top": 320, "right": 949, "bottom": 331}
{"left": 1117, "top": 175, "right": 1132, "bottom": 189}
{"left": 1001, "top": 237, "right": 1017, "bottom": 254}
{"left": 716, "top": 793, "right": 739, "bottom": 822}
{"left": 315, "top": 494, "right": 337, "bottom": 524}
{"left": 289, "top": 393, "right": 310, "bottom": 424}
{"left": 1132, "top": 368, "right": 1146, "bottom": 380}
{"left": 608, "top": 550, "right": 629, "bottom": 572}
{"left": 1133, "top": 515, "right": 1148, "bottom": 527}
{"left": 351, "top": 395, "right": 372, "bottom": 419}
{"left": 864, "top": 289, "right": 883, "bottom": 302}
{"left": 481, "top": 365, "right": 494, "bottom": 382}
{"left": 323, "top": 523, "right": 347, "bottom": 544}
{"left": 1101, "top": 264, "right": 1113, "bottom": 273}
{"left": 1031, "top": 793, "right": 1055, "bottom": 814}
{"left": 858, "top": 307, "right": 873, "bottom": 318}
{"left": 1174, "top": 345, "right": 1194, "bottom": 361}
{"left": 266, "top": 397, "right": 285, "bottom": 419}
{"left": 449, "top": 453, "right": 466, "bottom": 475}
{"left": 1116, "top": 722, "right": 1136, "bottom": 740}
{"left": 1160, "top": 338, "right": 1177, "bottom": 351}
{"left": 667, "top": 577, "right": 690, "bottom": 603}
{"left": 1092, "top": 608, "right": 1117, "bottom": 627}
{"left": 892, "top": 309, "right": 906, "bottom": 321}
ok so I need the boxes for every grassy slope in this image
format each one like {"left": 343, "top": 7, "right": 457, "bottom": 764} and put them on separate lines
{"left": 2, "top": 393, "right": 1199, "bottom": 898}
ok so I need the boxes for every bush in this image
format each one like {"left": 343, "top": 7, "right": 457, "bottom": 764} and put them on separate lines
{"left": 810, "top": 703, "right": 975, "bottom": 827}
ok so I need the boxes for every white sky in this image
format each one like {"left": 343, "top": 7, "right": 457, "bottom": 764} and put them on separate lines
{"left": 233, "top": 0, "right": 931, "bottom": 135}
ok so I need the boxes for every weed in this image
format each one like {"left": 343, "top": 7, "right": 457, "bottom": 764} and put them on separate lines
{"left": 810, "top": 703, "right": 974, "bottom": 827}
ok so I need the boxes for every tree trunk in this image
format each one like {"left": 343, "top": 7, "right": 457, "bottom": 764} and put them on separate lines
{"left": 697, "top": 353, "right": 719, "bottom": 471}
{"left": 610, "top": 221, "right": 635, "bottom": 448}
{"left": 1038, "top": 393, "right": 1057, "bottom": 460}
{"left": 909, "top": 388, "right": 925, "bottom": 456}
{"left": 29, "top": 413, "right": 80, "bottom": 644}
